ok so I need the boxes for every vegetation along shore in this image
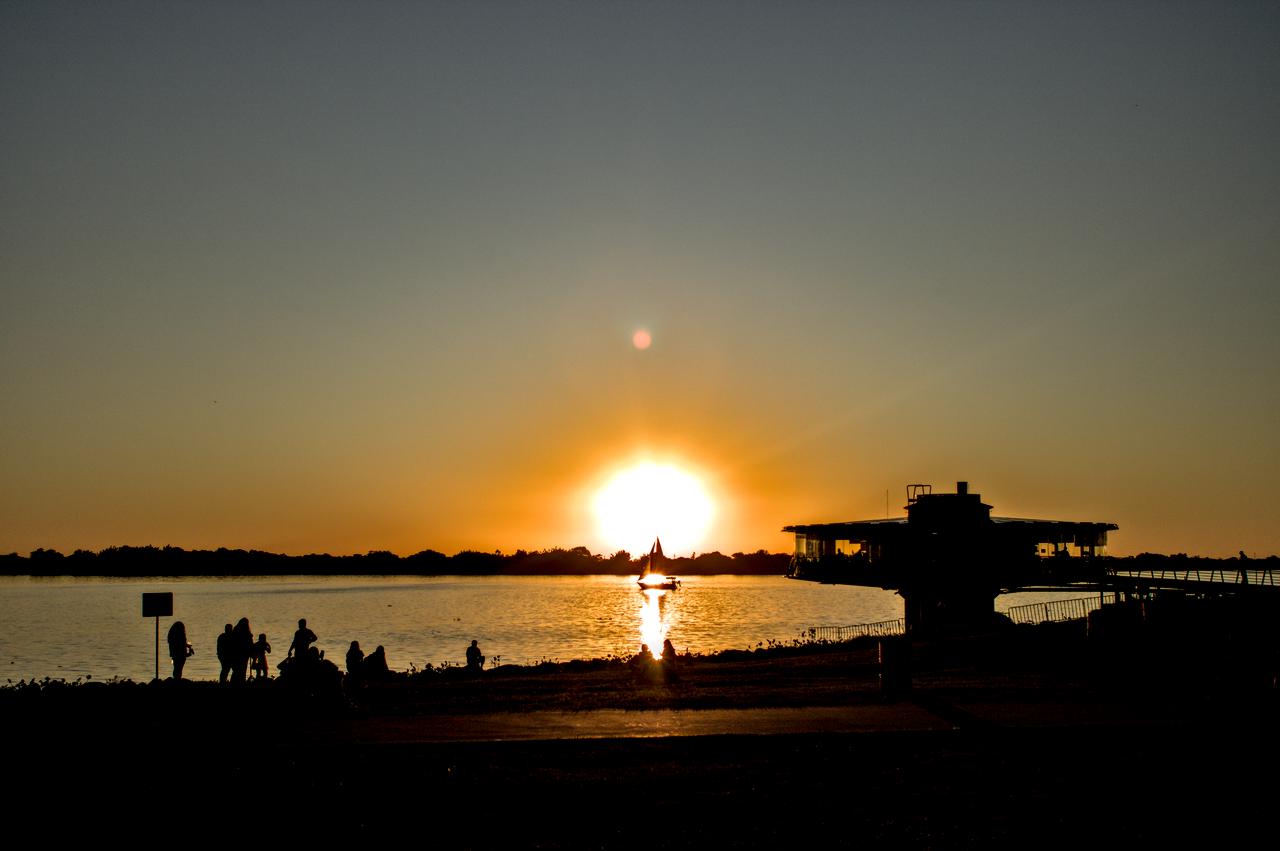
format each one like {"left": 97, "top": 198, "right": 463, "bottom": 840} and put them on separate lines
{"left": 4, "top": 545, "right": 1274, "bottom": 577}
{"left": 1, "top": 544, "right": 788, "bottom": 576}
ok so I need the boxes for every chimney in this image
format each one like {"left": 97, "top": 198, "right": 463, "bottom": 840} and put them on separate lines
{"left": 957, "top": 481, "right": 968, "bottom": 496}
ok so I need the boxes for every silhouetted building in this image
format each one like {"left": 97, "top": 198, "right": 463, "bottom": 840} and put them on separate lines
{"left": 784, "top": 482, "right": 1117, "bottom": 636}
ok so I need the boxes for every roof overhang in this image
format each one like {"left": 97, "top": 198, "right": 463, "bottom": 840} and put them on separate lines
{"left": 783, "top": 516, "right": 1118, "bottom": 543}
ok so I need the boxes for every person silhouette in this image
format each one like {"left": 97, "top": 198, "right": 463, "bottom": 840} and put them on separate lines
{"left": 465, "top": 640, "right": 485, "bottom": 671}
{"left": 251, "top": 633, "right": 271, "bottom": 680}
{"left": 288, "top": 618, "right": 317, "bottom": 658}
{"left": 346, "top": 640, "right": 364, "bottom": 680}
{"left": 167, "top": 621, "right": 193, "bottom": 681}
{"left": 630, "top": 644, "right": 658, "bottom": 681}
{"left": 231, "top": 618, "right": 253, "bottom": 685}
{"left": 216, "top": 624, "right": 233, "bottom": 685}
{"left": 364, "top": 645, "right": 389, "bottom": 680}
{"left": 661, "top": 639, "right": 679, "bottom": 682}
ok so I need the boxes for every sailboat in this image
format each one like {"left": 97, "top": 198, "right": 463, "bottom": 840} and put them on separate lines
{"left": 637, "top": 538, "right": 680, "bottom": 590}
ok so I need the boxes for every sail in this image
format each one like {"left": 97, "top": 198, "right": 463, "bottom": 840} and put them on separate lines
{"left": 638, "top": 538, "right": 679, "bottom": 589}
{"left": 642, "top": 538, "right": 664, "bottom": 578}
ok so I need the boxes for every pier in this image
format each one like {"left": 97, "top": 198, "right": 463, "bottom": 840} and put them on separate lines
{"left": 785, "top": 481, "right": 1276, "bottom": 636}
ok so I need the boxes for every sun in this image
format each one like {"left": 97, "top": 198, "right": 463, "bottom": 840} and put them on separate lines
{"left": 592, "top": 462, "right": 715, "bottom": 557}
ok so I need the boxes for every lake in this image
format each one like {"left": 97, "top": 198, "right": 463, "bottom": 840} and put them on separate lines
{"left": 0, "top": 574, "right": 1081, "bottom": 683}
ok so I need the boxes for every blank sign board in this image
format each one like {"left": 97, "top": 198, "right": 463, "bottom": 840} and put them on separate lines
{"left": 142, "top": 592, "right": 173, "bottom": 618}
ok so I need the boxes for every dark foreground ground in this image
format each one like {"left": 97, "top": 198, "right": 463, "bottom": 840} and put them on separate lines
{"left": 4, "top": 622, "right": 1277, "bottom": 847}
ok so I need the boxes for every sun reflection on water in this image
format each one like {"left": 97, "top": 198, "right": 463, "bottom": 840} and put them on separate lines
{"left": 639, "top": 588, "right": 669, "bottom": 659}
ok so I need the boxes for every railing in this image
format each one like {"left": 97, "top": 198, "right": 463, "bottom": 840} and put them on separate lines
{"left": 804, "top": 618, "right": 905, "bottom": 643}
{"left": 1106, "top": 566, "right": 1277, "bottom": 588}
{"left": 1004, "top": 596, "right": 1102, "bottom": 626}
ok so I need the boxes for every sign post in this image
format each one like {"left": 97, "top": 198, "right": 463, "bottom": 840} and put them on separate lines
{"left": 142, "top": 592, "right": 174, "bottom": 681}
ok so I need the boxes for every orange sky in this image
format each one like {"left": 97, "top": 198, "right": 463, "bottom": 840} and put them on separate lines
{"left": 3, "top": 4, "right": 1278, "bottom": 559}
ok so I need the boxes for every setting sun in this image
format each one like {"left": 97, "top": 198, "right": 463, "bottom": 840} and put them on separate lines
{"left": 592, "top": 462, "right": 715, "bottom": 557}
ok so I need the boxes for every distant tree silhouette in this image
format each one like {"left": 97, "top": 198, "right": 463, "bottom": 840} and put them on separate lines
{"left": 405, "top": 549, "right": 448, "bottom": 572}
{"left": 452, "top": 550, "right": 503, "bottom": 574}
{"left": 54, "top": 542, "right": 1266, "bottom": 579}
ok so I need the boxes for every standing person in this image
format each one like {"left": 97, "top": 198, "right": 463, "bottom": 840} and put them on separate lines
{"left": 288, "top": 618, "right": 317, "bottom": 659}
{"left": 216, "top": 624, "right": 233, "bottom": 685}
{"left": 167, "top": 621, "right": 193, "bottom": 681}
{"left": 466, "top": 639, "right": 485, "bottom": 671}
{"left": 230, "top": 618, "right": 253, "bottom": 685}
{"left": 251, "top": 633, "right": 271, "bottom": 680}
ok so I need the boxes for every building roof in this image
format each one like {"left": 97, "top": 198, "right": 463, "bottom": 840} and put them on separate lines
{"left": 784, "top": 516, "right": 1118, "bottom": 538}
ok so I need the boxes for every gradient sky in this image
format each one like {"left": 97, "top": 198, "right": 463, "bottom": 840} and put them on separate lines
{"left": 3, "top": 1, "right": 1278, "bottom": 558}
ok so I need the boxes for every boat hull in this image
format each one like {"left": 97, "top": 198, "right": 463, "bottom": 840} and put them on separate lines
{"left": 638, "top": 577, "right": 680, "bottom": 590}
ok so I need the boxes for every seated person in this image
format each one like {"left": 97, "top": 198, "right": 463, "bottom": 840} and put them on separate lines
{"left": 363, "top": 645, "right": 390, "bottom": 679}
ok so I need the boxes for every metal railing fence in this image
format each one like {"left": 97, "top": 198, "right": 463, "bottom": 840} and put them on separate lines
{"left": 1106, "top": 566, "right": 1276, "bottom": 588}
{"left": 804, "top": 618, "right": 905, "bottom": 643}
{"left": 1004, "top": 596, "right": 1100, "bottom": 626}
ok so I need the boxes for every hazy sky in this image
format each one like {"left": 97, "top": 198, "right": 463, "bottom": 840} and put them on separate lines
{"left": 3, "top": 1, "right": 1278, "bottom": 558}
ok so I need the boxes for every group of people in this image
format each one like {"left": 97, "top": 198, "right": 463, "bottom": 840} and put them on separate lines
{"left": 164, "top": 618, "right": 491, "bottom": 683}
{"left": 630, "top": 639, "right": 680, "bottom": 682}
{"left": 165, "top": 619, "right": 269, "bottom": 684}
{"left": 214, "top": 619, "right": 274, "bottom": 684}
{"left": 629, "top": 639, "right": 679, "bottom": 663}
{"left": 162, "top": 617, "right": 314, "bottom": 683}
{"left": 344, "top": 640, "right": 390, "bottom": 682}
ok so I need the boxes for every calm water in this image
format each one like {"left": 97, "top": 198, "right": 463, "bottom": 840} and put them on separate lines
{"left": 0, "top": 574, "right": 1083, "bottom": 683}
{"left": 0, "top": 575, "right": 902, "bottom": 682}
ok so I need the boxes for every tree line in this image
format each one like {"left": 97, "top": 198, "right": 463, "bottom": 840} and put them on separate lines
{"left": 0, "top": 545, "right": 791, "bottom": 577}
